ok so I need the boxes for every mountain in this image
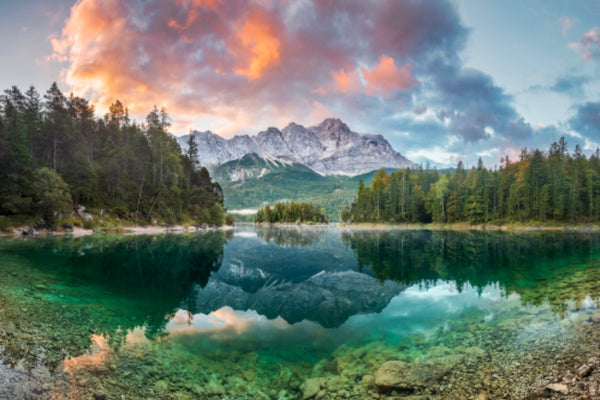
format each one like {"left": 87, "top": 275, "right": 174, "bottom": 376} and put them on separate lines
{"left": 178, "top": 118, "right": 415, "bottom": 176}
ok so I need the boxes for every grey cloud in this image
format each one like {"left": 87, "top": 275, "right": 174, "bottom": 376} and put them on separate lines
{"left": 569, "top": 101, "right": 600, "bottom": 140}
{"left": 550, "top": 74, "right": 591, "bottom": 98}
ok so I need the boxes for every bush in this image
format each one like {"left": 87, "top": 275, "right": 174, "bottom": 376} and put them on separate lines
{"left": 32, "top": 168, "right": 73, "bottom": 221}
{"left": 82, "top": 220, "right": 95, "bottom": 230}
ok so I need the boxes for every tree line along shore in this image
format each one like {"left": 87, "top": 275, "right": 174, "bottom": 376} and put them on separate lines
{"left": 342, "top": 138, "right": 600, "bottom": 225}
{"left": 0, "top": 83, "right": 233, "bottom": 232}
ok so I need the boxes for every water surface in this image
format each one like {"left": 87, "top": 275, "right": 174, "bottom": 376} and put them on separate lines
{"left": 1, "top": 225, "right": 600, "bottom": 399}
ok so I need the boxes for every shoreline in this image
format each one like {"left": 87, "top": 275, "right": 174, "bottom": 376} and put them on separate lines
{"left": 0, "top": 224, "right": 234, "bottom": 238}
{"left": 3, "top": 221, "right": 600, "bottom": 238}
{"left": 336, "top": 222, "right": 600, "bottom": 232}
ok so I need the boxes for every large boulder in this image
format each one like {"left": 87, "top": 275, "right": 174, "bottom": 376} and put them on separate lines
{"left": 375, "top": 355, "right": 463, "bottom": 392}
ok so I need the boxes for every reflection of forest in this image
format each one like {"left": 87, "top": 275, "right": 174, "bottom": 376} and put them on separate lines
{"left": 342, "top": 230, "right": 600, "bottom": 312}
{"left": 255, "top": 225, "right": 327, "bottom": 247}
{"left": 0, "top": 232, "right": 228, "bottom": 370}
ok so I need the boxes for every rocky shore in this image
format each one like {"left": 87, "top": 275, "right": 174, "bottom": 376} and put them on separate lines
{"left": 1, "top": 223, "right": 233, "bottom": 238}
{"left": 295, "top": 305, "right": 600, "bottom": 400}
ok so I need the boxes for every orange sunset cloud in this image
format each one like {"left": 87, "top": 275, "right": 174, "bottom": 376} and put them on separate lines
{"left": 231, "top": 13, "right": 281, "bottom": 80}
{"left": 361, "top": 55, "right": 418, "bottom": 97}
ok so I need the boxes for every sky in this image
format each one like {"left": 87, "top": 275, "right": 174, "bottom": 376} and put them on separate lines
{"left": 1, "top": 0, "right": 600, "bottom": 168}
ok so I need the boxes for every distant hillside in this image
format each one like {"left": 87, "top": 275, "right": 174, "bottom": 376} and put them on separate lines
{"left": 215, "top": 154, "right": 391, "bottom": 220}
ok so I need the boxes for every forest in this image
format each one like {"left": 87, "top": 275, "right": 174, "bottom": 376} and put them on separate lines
{"left": 342, "top": 138, "right": 600, "bottom": 224}
{"left": 0, "top": 83, "right": 226, "bottom": 227}
{"left": 255, "top": 201, "right": 328, "bottom": 224}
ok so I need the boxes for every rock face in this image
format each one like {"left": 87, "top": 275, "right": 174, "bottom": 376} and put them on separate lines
{"left": 177, "top": 118, "right": 415, "bottom": 176}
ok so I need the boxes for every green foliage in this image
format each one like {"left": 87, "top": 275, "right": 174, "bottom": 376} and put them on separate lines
{"left": 32, "top": 168, "right": 73, "bottom": 220}
{"left": 254, "top": 201, "right": 328, "bottom": 224}
{"left": 0, "top": 83, "right": 224, "bottom": 226}
{"left": 349, "top": 139, "right": 600, "bottom": 224}
{"left": 224, "top": 213, "right": 235, "bottom": 226}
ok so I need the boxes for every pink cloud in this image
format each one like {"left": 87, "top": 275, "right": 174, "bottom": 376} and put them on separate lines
{"left": 361, "top": 55, "right": 417, "bottom": 97}
{"left": 332, "top": 69, "right": 362, "bottom": 94}
{"left": 570, "top": 28, "right": 600, "bottom": 61}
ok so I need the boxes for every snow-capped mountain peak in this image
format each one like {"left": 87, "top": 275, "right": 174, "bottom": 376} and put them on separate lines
{"left": 177, "top": 118, "right": 415, "bottom": 176}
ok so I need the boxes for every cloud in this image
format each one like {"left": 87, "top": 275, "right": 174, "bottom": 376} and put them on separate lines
{"left": 526, "top": 72, "right": 592, "bottom": 100}
{"left": 549, "top": 73, "right": 591, "bottom": 98}
{"left": 570, "top": 28, "right": 600, "bottom": 61}
{"left": 430, "top": 67, "right": 533, "bottom": 142}
{"left": 332, "top": 68, "right": 362, "bottom": 94}
{"left": 559, "top": 16, "right": 577, "bottom": 36}
{"left": 361, "top": 55, "right": 417, "bottom": 97}
{"left": 50, "top": 0, "right": 535, "bottom": 166}
{"left": 569, "top": 102, "right": 600, "bottom": 140}
{"left": 229, "top": 11, "right": 281, "bottom": 80}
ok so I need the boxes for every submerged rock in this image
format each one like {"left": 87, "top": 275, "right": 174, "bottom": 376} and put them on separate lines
{"left": 409, "top": 355, "right": 463, "bottom": 387}
{"left": 303, "top": 377, "right": 326, "bottom": 400}
{"left": 375, "top": 355, "right": 463, "bottom": 392}
{"left": 544, "top": 382, "right": 569, "bottom": 395}
{"left": 578, "top": 364, "right": 592, "bottom": 377}
{"left": 375, "top": 360, "right": 411, "bottom": 391}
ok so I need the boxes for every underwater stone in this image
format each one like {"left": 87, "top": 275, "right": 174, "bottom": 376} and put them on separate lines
{"left": 205, "top": 381, "right": 226, "bottom": 396}
{"left": 578, "top": 364, "right": 592, "bottom": 377}
{"left": 375, "top": 355, "right": 463, "bottom": 392}
{"left": 408, "top": 356, "right": 463, "bottom": 387}
{"left": 545, "top": 382, "right": 568, "bottom": 395}
{"left": 374, "top": 361, "right": 411, "bottom": 391}
{"left": 361, "top": 374, "right": 375, "bottom": 387}
{"left": 303, "top": 377, "right": 326, "bottom": 400}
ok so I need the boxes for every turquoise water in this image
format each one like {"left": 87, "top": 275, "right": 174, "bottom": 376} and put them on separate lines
{"left": 1, "top": 226, "right": 600, "bottom": 399}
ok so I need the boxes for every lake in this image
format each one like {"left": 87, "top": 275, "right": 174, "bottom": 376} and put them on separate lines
{"left": 1, "top": 225, "right": 600, "bottom": 399}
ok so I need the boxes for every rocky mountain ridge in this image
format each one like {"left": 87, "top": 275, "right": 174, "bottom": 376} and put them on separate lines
{"left": 178, "top": 118, "right": 415, "bottom": 176}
